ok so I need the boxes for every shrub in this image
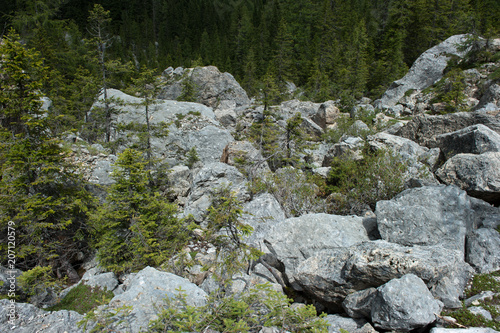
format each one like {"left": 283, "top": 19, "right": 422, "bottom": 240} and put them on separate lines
{"left": 186, "top": 147, "right": 200, "bottom": 169}
{"left": 149, "top": 283, "right": 329, "bottom": 332}
{"left": 326, "top": 147, "right": 407, "bottom": 215}
{"left": 18, "top": 266, "right": 58, "bottom": 301}
{"left": 46, "top": 284, "right": 114, "bottom": 314}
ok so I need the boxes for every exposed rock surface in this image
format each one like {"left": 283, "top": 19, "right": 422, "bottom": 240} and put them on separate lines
{"left": 0, "top": 299, "right": 89, "bottom": 333}
{"left": 107, "top": 266, "right": 207, "bottom": 333}
{"left": 436, "top": 152, "right": 500, "bottom": 205}
{"left": 371, "top": 274, "right": 443, "bottom": 331}
{"left": 220, "top": 140, "right": 271, "bottom": 177}
{"left": 376, "top": 185, "right": 473, "bottom": 252}
{"left": 466, "top": 228, "right": 500, "bottom": 273}
{"left": 376, "top": 34, "right": 470, "bottom": 108}
{"left": 325, "top": 314, "right": 377, "bottom": 333}
{"left": 342, "top": 287, "right": 378, "bottom": 319}
{"left": 293, "top": 240, "right": 472, "bottom": 308}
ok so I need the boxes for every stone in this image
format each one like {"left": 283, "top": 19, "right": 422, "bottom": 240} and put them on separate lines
{"left": 0, "top": 299, "right": 89, "bottom": 333}
{"left": 436, "top": 152, "right": 500, "bottom": 205}
{"left": 293, "top": 240, "right": 473, "bottom": 309}
{"left": 464, "top": 291, "right": 496, "bottom": 307}
{"left": 476, "top": 83, "right": 500, "bottom": 111}
{"left": 167, "top": 165, "right": 192, "bottom": 200}
{"left": 342, "top": 287, "right": 378, "bottom": 319}
{"left": 325, "top": 314, "right": 377, "bottom": 333}
{"left": 434, "top": 124, "right": 500, "bottom": 159}
{"left": 107, "top": 266, "right": 207, "bottom": 333}
{"left": 220, "top": 140, "right": 271, "bottom": 178}
{"left": 375, "top": 34, "right": 470, "bottom": 108}
{"left": 371, "top": 274, "right": 443, "bottom": 331}
{"left": 376, "top": 185, "right": 473, "bottom": 252}
{"left": 81, "top": 271, "right": 119, "bottom": 293}
{"left": 466, "top": 228, "right": 500, "bottom": 273}
{"left": 431, "top": 328, "right": 500, "bottom": 333}
{"left": 468, "top": 306, "right": 493, "bottom": 321}
{"left": 182, "top": 162, "right": 249, "bottom": 222}
{"left": 395, "top": 112, "right": 500, "bottom": 148}
{"left": 214, "top": 100, "right": 238, "bottom": 127}
{"left": 470, "top": 197, "right": 500, "bottom": 230}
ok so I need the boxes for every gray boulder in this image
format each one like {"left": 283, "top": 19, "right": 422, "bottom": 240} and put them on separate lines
{"left": 81, "top": 271, "right": 119, "bottom": 293}
{"left": 167, "top": 165, "right": 192, "bottom": 201}
{"left": 220, "top": 140, "right": 271, "bottom": 178}
{"left": 436, "top": 152, "right": 500, "bottom": 205}
{"left": 160, "top": 66, "right": 250, "bottom": 108}
{"left": 182, "top": 162, "right": 249, "bottom": 222}
{"left": 107, "top": 266, "right": 207, "bottom": 333}
{"left": 325, "top": 314, "right": 377, "bottom": 333}
{"left": 395, "top": 112, "right": 500, "bottom": 147}
{"left": 293, "top": 240, "right": 473, "bottom": 308}
{"left": 376, "top": 185, "right": 473, "bottom": 252}
{"left": 371, "top": 274, "right": 443, "bottom": 331}
{"left": 375, "top": 34, "right": 470, "bottom": 108}
{"left": 466, "top": 228, "right": 500, "bottom": 273}
{"left": 431, "top": 328, "right": 500, "bottom": 333}
{"left": 470, "top": 197, "right": 500, "bottom": 229}
{"left": 475, "top": 83, "right": 500, "bottom": 111}
{"left": 434, "top": 124, "right": 500, "bottom": 159}
{"left": 342, "top": 288, "right": 378, "bottom": 319}
{"left": 262, "top": 214, "right": 372, "bottom": 290}
{"left": 0, "top": 299, "right": 88, "bottom": 333}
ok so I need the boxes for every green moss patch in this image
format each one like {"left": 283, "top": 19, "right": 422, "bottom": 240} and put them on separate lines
{"left": 46, "top": 284, "right": 114, "bottom": 314}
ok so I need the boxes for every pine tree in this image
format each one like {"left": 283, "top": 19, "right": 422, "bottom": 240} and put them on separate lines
{"left": 0, "top": 31, "right": 93, "bottom": 281}
{"left": 91, "top": 148, "right": 188, "bottom": 273}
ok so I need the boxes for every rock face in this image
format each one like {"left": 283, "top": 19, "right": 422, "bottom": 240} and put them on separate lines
{"left": 159, "top": 66, "right": 250, "bottom": 108}
{"left": 376, "top": 34, "right": 470, "bottom": 108}
{"left": 466, "top": 228, "right": 500, "bottom": 273}
{"left": 220, "top": 140, "right": 271, "bottom": 177}
{"left": 0, "top": 299, "right": 88, "bottom": 333}
{"left": 434, "top": 124, "right": 500, "bottom": 159}
{"left": 376, "top": 185, "right": 473, "bottom": 252}
{"left": 107, "top": 266, "right": 207, "bottom": 333}
{"left": 436, "top": 152, "right": 500, "bottom": 205}
{"left": 293, "top": 240, "right": 472, "bottom": 309}
{"left": 371, "top": 274, "right": 443, "bottom": 331}
{"left": 395, "top": 112, "right": 500, "bottom": 147}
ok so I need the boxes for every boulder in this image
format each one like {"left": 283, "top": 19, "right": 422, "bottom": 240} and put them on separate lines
{"left": 375, "top": 34, "right": 470, "bottom": 108}
{"left": 166, "top": 165, "right": 192, "bottom": 201}
{"left": 262, "top": 213, "right": 372, "bottom": 289}
{"left": 81, "top": 271, "right": 119, "bottom": 293}
{"left": 0, "top": 299, "right": 89, "bottom": 333}
{"left": 325, "top": 314, "right": 377, "bottom": 333}
{"left": 470, "top": 197, "right": 500, "bottom": 229}
{"left": 466, "top": 228, "right": 500, "bottom": 273}
{"left": 160, "top": 66, "right": 250, "bottom": 108}
{"left": 220, "top": 140, "right": 271, "bottom": 178}
{"left": 107, "top": 266, "right": 207, "bottom": 333}
{"left": 293, "top": 240, "right": 473, "bottom": 308}
{"left": 434, "top": 124, "right": 500, "bottom": 159}
{"left": 395, "top": 112, "right": 500, "bottom": 147}
{"left": 182, "top": 162, "right": 249, "bottom": 222}
{"left": 214, "top": 100, "right": 238, "bottom": 127}
{"left": 279, "top": 99, "right": 322, "bottom": 124}
{"left": 436, "top": 152, "right": 500, "bottom": 205}
{"left": 371, "top": 274, "right": 443, "bottom": 331}
{"left": 376, "top": 185, "right": 473, "bottom": 252}
{"left": 431, "top": 328, "right": 500, "bottom": 333}
{"left": 342, "top": 287, "right": 378, "bottom": 319}
{"left": 475, "top": 83, "right": 500, "bottom": 112}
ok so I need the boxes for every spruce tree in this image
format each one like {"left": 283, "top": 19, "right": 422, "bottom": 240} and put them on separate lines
{"left": 0, "top": 31, "right": 93, "bottom": 281}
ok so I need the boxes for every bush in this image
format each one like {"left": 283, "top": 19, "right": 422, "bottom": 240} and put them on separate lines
{"left": 46, "top": 284, "right": 114, "bottom": 314}
{"left": 149, "top": 283, "right": 329, "bottom": 332}
{"left": 18, "top": 266, "right": 57, "bottom": 301}
{"left": 326, "top": 147, "right": 407, "bottom": 215}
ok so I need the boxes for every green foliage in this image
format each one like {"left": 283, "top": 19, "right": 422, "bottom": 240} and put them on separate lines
{"left": 203, "top": 186, "right": 261, "bottom": 282}
{"left": 177, "top": 76, "right": 198, "bottom": 102}
{"left": 78, "top": 302, "right": 133, "bottom": 333}
{"left": 251, "top": 168, "right": 323, "bottom": 218}
{"left": 326, "top": 147, "right": 408, "bottom": 214}
{"left": 186, "top": 147, "right": 200, "bottom": 169}
{"left": 90, "top": 148, "right": 188, "bottom": 273}
{"left": 47, "top": 283, "right": 114, "bottom": 314}
{"left": 0, "top": 31, "right": 93, "bottom": 274}
{"left": 431, "top": 68, "right": 469, "bottom": 113}
{"left": 466, "top": 271, "right": 500, "bottom": 298}
{"left": 18, "top": 266, "right": 57, "bottom": 298}
{"left": 149, "top": 283, "right": 329, "bottom": 333}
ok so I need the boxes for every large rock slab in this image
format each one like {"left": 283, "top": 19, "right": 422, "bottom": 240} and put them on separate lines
{"left": 371, "top": 274, "right": 443, "bottom": 331}
{"left": 395, "top": 112, "right": 500, "bottom": 147}
{"left": 182, "top": 162, "right": 249, "bottom": 222}
{"left": 376, "top": 185, "right": 473, "bottom": 252}
{"left": 107, "top": 266, "right": 207, "bottom": 333}
{"left": 293, "top": 240, "right": 473, "bottom": 309}
{"left": 220, "top": 140, "right": 271, "bottom": 177}
{"left": 434, "top": 124, "right": 500, "bottom": 159}
{"left": 0, "top": 299, "right": 88, "bottom": 333}
{"left": 262, "top": 214, "right": 371, "bottom": 288}
{"left": 436, "top": 152, "right": 500, "bottom": 205}
{"left": 375, "top": 34, "right": 470, "bottom": 108}
{"left": 325, "top": 314, "right": 377, "bottom": 333}
{"left": 160, "top": 66, "right": 250, "bottom": 107}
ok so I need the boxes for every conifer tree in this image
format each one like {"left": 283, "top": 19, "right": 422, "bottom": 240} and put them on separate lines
{"left": 0, "top": 31, "right": 93, "bottom": 280}
{"left": 91, "top": 148, "right": 188, "bottom": 273}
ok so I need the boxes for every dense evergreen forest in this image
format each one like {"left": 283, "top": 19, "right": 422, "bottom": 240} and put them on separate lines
{"left": 1, "top": 0, "right": 499, "bottom": 109}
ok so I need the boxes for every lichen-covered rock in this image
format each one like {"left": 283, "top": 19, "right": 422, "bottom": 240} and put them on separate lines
{"left": 371, "top": 274, "right": 443, "bottom": 331}
{"left": 436, "top": 152, "right": 500, "bottom": 205}
{"left": 376, "top": 185, "right": 473, "bottom": 252}
{"left": 466, "top": 228, "right": 500, "bottom": 273}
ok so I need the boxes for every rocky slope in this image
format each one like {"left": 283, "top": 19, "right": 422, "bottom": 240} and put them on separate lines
{"left": 2, "top": 36, "right": 500, "bottom": 333}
